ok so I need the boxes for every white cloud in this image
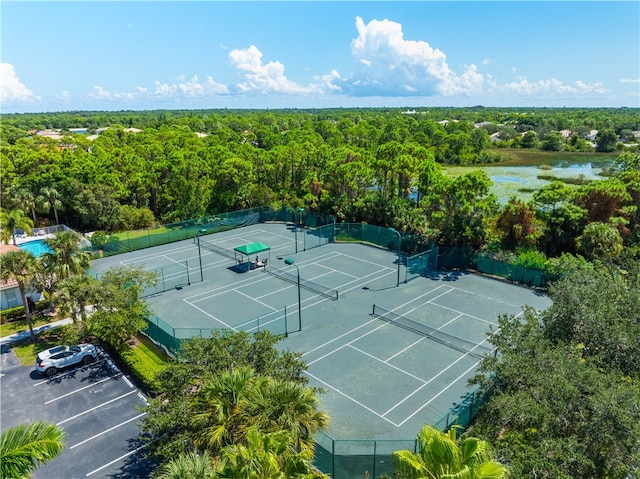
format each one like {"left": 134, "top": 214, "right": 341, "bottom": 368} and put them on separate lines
{"left": 0, "top": 63, "right": 39, "bottom": 104}
{"left": 88, "top": 75, "right": 229, "bottom": 103}
{"left": 348, "top": 17, "right": 483, "bottom": 97}
{"left": 620, "top": 78, "right": 640, "bottom": 84}
{"left": 500, "top": 78, "right": 610, "bottom": 97}
{"left": 228, "top": 45, "right": 329, "bottom": 95}
{"left": 152, "top": 75, "right": 229, "bottom": 97}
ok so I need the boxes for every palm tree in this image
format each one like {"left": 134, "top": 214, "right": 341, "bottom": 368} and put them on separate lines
{"left": 5, "top": 186, "right": 38, "bottom": 224}
{"left": 248, "top": 378, "right": 330, "bottom": 451}
{"left": 55, "top": 273, "right": 99, "bottom": 326}
{"left": 392, "top": 425, "right": 510, "bottom": 479}
{"left": 41, "top": 231, "right": 91, "bottom": 280}
{"left": 0, "top": 209, "right": 33, "bottom": 245}
{"left": 191, "top": 367, "right": 258, "bottom": 451}
{"left": 156, "top": 450, "right": 216, "bottom": 479}
{"left": 217, "top": 428, "right": 326, "bottom": 479}
{"left": 0, "top": 250, "right": 38, "bottom": 342}
{"left": 37, "top": 186, "right": 63, "bottom": 225}
{"left": 0, "top": 421, "right": 65, "bottom": 479}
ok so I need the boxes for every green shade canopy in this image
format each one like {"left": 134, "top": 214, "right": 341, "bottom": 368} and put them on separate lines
{"left": 234, "top": 242, "right": 271, "bottom": 256}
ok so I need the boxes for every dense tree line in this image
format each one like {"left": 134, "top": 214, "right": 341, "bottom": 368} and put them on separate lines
{"left": 2, "top": 108, "right": 640, "bottom": 478}
{"left": 1, "top": 108, "right": 639, "bottom": 259}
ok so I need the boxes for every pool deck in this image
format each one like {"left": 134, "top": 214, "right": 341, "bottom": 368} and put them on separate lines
{"left": 14, "top": 232, "right": 55, "bottom": 245}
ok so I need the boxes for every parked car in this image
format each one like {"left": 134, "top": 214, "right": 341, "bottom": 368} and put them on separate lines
{"left": 35, "top": 344, "right": 98, "bottom": 377}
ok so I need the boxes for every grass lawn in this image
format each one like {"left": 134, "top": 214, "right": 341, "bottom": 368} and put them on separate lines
{"left": 0, "top": 316, "right": 53, "bottom": 338}
{"left": 12, "top": 333, "right": 63, "bottom": 366}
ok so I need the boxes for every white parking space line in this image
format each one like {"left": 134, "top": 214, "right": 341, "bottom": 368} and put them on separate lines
{"left": 86, "top": 445, "right": 146, "bottom": 477}
{"left": 56, "top": 391, "right": 138, "bottom": 426}
{"left": 43, "top": 373, "right": 122, "bottom": 404}
{"left": 70, "top": 412, "right": 147, "bottom": 449}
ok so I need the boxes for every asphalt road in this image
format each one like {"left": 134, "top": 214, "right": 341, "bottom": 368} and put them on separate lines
{"left": 0, "top": 343, "right": 157, "bottom": 478}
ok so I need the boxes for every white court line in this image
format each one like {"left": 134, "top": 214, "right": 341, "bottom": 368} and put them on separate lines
{"left": 301, "top": 285, "right": 450, "bottom": 358}
{"left": 57, "top": 391, "right": 138, "bottom": 425}
{"left": 86, "top": 445, "right": 146, "bottom": 477}
{"left": 235, "top": 288, "right": 277, "bottom": 311}
{"left": 314, "top": 262, "right": 359, "bottom": 279}
{"left": 305, "top": 284, "right": 451, "bottom": 366}
{"left": 348, "top": 344, "right": 427, "bottom": 384}
{"left": 446, "top": 283, "right": 525, "bottom": 308}
{"left": 44, "top": 374, "right": 121, "bottom": 404}
{"left": 70, "top": 413, "right": 147, "bottom": 449}
{"left": 396, "top": 361, "right": 481, "bottom": 427}
{"left": 304, "top": 370, "right": 399, "bottom": 426}
{"left": 428, "top": 298, "right": 497, "bottom": 325}
{"left": 183, "top": 301, "right": 238, "bottom": 331}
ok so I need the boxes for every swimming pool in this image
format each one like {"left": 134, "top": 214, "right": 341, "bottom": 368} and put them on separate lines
{"left": 18, "top": 239, "right": 52, "bottom": 258}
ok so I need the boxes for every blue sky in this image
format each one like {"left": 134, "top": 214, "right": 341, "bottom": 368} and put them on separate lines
{"left": 2, "top": 1, "right": 639, "bottom": 113}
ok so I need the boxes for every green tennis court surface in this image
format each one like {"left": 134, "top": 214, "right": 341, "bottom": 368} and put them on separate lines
{"left": 90, "top": 223, "right": 552, "bottom": 443}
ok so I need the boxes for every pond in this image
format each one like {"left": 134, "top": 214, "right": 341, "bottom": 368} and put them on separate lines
{"left": 442, "top": 152, "right": 617, "bottom": 203}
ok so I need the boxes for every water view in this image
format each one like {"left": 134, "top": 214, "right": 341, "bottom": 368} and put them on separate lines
{"left": 443, "top": 152, "right": 617, "bottom": 203}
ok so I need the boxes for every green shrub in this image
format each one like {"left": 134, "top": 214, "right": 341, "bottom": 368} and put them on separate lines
{"left": 0, "top": 301, "right": 48, "bottom": 324}
{"left": 119, "top": 335, "right": 168, "bottom": 394}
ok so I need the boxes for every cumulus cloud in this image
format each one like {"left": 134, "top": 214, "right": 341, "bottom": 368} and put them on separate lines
{"left": 89, "top": 75, "right": 229, "bottom": 103}
{"left": 0, "top": 63, "right": 39, "bottom": 104}
{"left": 500, "top": 77, "right": 610, "bottom": 97}
{"left": 348, "top": 17, "right": 483, "bottom": 97}
{"left": 228, "top": 45, "right": 330, "bottom": 95}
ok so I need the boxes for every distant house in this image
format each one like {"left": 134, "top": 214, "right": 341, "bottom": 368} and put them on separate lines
{"left": 34, "top": 129, "right": 63, "bottom": 140}
{"left": 474, "top": 121, "right": 493, "bottom": 129}
{"left": 559, "top": 129, "right": 572, "bottom": 139}
{"left": 489, "top": 132, "right": 501, "bottom": 143}
{"left": 586, "top": 130, "right": 598, "bottom": 141}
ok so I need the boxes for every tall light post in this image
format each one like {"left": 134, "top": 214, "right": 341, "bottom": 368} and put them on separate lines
{"left": 196, "top": 228, "right": 207, "bottom": 282}
{"left": 294, "top": 208, "right": 305, "bottom": 254}
{"left": 284, "top": 258, "right": 302, "bottom": 332}
{"left": 388, "top": 227, "right": 401, "bottom": 287}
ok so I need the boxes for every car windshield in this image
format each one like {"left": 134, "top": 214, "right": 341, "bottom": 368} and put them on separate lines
{"left": 70, "top": 346, "right": 81, "bottom": 353}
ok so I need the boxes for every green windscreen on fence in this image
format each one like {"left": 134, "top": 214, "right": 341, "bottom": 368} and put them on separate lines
{"left": 405, "top": 247, "right": 438, "bottom": 282}
{"left": 141, "top": 307, "right": 290, "bottom": 357}
{"left": 304, "top": 224, "right": 335, "bottom": 250}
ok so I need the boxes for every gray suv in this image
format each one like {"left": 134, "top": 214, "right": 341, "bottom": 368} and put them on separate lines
{"left": 35, "top": 344, "right": 98, "bottom": 377}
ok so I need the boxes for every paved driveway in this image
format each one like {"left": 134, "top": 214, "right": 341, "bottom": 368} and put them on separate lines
{"left": 0, "top": 344, "right": 156, "bottom": 478}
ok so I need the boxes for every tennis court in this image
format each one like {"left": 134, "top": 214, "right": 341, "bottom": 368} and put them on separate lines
{"left": 90, "top": 222, "right": 552, "bottom": 445}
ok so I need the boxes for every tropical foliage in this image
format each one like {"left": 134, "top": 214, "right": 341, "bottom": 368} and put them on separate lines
{"left": 0, "top": 421, "right": 65, "bottom": 479}
{"left": 141, "top": 332, "right": 328, "bottom": 476}
{"left": 392, "top": 424, "right": 510, "bottom": 479}
{"left": 470, "top": 254, "right": 640, "bottom": 478}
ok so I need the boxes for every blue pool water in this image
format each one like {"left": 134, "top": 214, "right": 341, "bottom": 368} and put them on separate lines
{"left": 18, "top": 239, "right": 52, "bottom": 258}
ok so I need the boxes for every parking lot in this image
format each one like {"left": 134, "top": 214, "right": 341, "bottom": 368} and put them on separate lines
{"left": 0, "top": 343, "right": 155, "bottom": 478}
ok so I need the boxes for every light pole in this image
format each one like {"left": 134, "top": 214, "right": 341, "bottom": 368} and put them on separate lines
{"left": 196, "top": 229, "right": 207, "bottom": 282}
{"left": 388, "top": 227, "right": 401, "bottom": 287}
{"left": 284, "top": 258, "right": 302, "bottom": 332}
{"left": 294, "top": 208, "right": 305, "bottom": 254}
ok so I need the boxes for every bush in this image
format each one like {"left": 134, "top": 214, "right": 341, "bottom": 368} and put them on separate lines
{"left": 118, "top": 335, "right": 168, "bottom": 394}
{"left": 0, "top": 301, "right": 48, "bottom": 324}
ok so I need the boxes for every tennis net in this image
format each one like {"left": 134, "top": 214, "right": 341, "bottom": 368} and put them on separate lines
{"left": 266, "top": 265, "right": 339, "bottom": 301}
{"left": 199, "top": 239, "right": 236, "bottom": 260}
{"left": 371, "top": 304, "right": 494, "bottom": 360}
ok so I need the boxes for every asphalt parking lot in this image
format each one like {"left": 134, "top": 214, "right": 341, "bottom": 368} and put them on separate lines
{"left": 0, "top": 343, "right": 156, "bottom": 478}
